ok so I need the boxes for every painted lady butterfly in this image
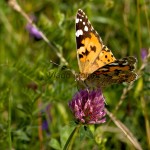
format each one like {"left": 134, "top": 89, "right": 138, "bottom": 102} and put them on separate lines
{"left": 75, "top": 9, "right": 137, "bottom": 88}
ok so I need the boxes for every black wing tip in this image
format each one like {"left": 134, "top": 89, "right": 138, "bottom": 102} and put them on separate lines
{"left": 77, "top": 9, "right": 85, "bottom": 16}
{"left": 125, "top": 56, "right": 137, "bottom": 62}
{"left": 128, "top": 56, "right": 138, "bottom": 63}
{"left": 78, "top": 9, "right": 83, "bottom": 13}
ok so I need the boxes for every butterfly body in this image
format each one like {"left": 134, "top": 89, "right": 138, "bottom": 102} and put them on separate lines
{"left": 75, "top": 9, "right": 137, "bottom": 88}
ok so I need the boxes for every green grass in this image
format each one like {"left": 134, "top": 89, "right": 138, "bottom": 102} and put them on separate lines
{"left": 0, "top": 0, "right": 150, "bottom": 149}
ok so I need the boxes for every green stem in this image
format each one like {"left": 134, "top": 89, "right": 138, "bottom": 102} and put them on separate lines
{"left": 8, "top": 90, "right": 12, "bottom": 149}
{"left": 63, "top": 124, "right": 81, "bottom": 150}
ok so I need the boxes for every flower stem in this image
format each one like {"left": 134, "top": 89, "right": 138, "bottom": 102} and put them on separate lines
{"left": 63, "top": 124, "right": 81, "bottom": 150}
{"left": 8, "top": 90, "right": 12, "bottom": 149}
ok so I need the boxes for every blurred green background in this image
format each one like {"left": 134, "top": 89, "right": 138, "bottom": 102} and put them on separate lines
{"left": 0, "top": 0, "right": 150, "bottom": 149}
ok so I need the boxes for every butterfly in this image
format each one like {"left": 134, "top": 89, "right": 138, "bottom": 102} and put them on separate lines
{"left": 75, "top": 9, "right": 137, "bottom": 89}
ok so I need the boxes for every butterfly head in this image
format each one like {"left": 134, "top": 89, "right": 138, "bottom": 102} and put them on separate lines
{"left": 75, "top": 73, "right": 90, "bottom": 81}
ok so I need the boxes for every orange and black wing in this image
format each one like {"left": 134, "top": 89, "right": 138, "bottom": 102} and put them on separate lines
{"left": 76, "top": 9, "right": 116, "bottom": 78}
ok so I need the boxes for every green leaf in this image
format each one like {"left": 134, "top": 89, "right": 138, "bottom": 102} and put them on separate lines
{"left": 60, "top": 125, "right": 74, "bottom": 148}
{"left": 48, "top": 138, "right": 61, "bottom": 150}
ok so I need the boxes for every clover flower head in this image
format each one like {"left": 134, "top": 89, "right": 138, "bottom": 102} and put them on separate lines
{"left": 69, "top": 89, "right": 106, "bottom": 124}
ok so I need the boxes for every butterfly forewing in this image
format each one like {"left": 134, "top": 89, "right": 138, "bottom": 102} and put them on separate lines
{"left": 76, "top": 9, "right": 116, "bottom": 78}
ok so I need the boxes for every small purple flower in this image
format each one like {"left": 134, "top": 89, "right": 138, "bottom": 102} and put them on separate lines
{"left": 26, "top": 15, "right": 42, "bottom": 40}
{"left": 26, "top": 24, "right": 42, "bottom": 40}
{"left": 42, "top": 120, "right": 49, "bottom": 131}
{"left": 69, "top": 89, "right": 106, "bottom": 124}
{"left": 42, "top": 104, "right": 52, "bottom": 135}
{"left": 141, "top": 48, "right": 148, "bottom": 60}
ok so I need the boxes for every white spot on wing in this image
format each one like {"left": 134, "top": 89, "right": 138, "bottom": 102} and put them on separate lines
{"left": 122, "top": 62, "right": 128, "bottom": 65}
{"left": 108, "top": 63, "right": 119, "bottom": 66}
{"left": 84, "top": 26, "right": 88, "bottom": 32}
{"left": 76, "top": 30, "right": 83, "bottom": 37}
{"left": 80, "top": 19, "right": 82, "bottom": 22}
{"left": 99, "top": 68, "right": 109, "bottom": 71}
{"left": 76, "top": 18, "right": 79, "bottom": 23}
{"left": 83, "top": 22, "right": 85, "bottom": 25}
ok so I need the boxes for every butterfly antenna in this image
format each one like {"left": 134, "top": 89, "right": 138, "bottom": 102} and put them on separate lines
{"left": 50, "top": 60, "right": 76, "bottom": 76}
{"left": 50, "top": 60, "right": 62, "bottom": 68}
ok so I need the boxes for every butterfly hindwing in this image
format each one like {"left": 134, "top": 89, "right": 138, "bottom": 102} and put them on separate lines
{"left": 76, "top": 9, "right": 116, "bottom": 78}
{"left": 84, "top": 57, "right": 137, "bottom": 88}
